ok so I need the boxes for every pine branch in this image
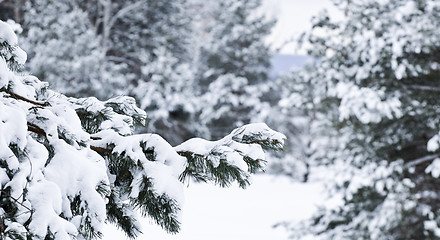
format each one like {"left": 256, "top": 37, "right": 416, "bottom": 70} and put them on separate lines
{"left": 17, "top": 85, "right": 284, "bottom": 236}
{"left": 132, "top": 177, "right": 181, "bottom": 234}
{"left": 27, "top": 121, "right": 112, "bottom": 155}
{"left": 1, "top": 88, "right": 49, "bottom": 106}
{"left": 106, "top": 191, "right": 142, "bottom": 239}
{"left": 176, "top": 123, "right": 284, "bottom": 188}
{"left": 240, "top": 138, "right": 285, "bottom": 152}
{"left": 176, "top": 151, "right": 204, "bottom": 159}
{"left": 178, "top": 150, "right": 249, "bottom": 187}
{"left": 0, "top": 41, "right": 24, "bottom": 72}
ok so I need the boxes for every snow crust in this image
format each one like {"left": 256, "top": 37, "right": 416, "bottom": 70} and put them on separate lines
{"left": 0, "top": 20, "right": 18, "bottom": 45}
{"left": 0, "top": 20, "right": 27, "bottom": 65}
{"left": 0, "top": 56, "right": 14, "bottom": 88}
{"left": 44, "top": 140, "right": 109, "bottom": 232}
{"left": 0, "top": 101, "right": 27, "bottom": 169}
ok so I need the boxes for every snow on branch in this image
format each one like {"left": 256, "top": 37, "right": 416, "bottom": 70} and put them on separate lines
{"left": 91, "top": 130, "right": 186, "bottom": 233}
{"left": 71, "top": 95, "right": 147, "bottom": 135}
{"left": 176, "top": 123, "right": 286, "bottom": 188}
{"left": 0, "top": 20, "right": 285, "bottom": 239}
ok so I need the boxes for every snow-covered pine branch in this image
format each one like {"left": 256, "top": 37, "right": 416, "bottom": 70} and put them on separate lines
{"left": 0, "top": 20, "right": 285, "bottom": 239}
{"left": 176, "top": 123, "right": 285, "bottom": 188}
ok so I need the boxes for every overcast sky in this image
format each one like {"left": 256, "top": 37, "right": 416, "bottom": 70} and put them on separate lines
{"left": 262, "top": 0, "right": 342, "bottom": 54}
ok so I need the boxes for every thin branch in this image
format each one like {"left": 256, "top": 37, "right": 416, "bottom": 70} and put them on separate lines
{"left": 105, "top": 0, "right": 146, "bottom": 37}
{"left": 105, "top": 55, "right": 138, "bottom": 67}
{"left": 90, "top": 145, "right": 112, "bottom": 153}
{"left": 8, "top": 91, "right": 111, "bottom": 155}
{"left": 2, "top": 89, "right": 48, "bottom": 106}
{"left": 27, "top": 122, "right": 46, "bottom": 136}
{"left": 0, "top": 189, "right": 33, "bottom": 213}
{"left": 27, "top": 122, "right": 112, "bottom": 154}
{"left": 409, "top": 85, "right": 440, "bottom": 93}
{"left": 405, "top": 154, "right": 440, "bottom": 168}
{"left": 176, "top": 151, "right": 205, "bottom": 159}
{"left": 248, "top": 139, "right": 280, "bottom": 145}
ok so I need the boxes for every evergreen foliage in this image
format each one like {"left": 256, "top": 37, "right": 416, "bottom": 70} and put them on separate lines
{"left": 0, "top": 21, "right": 285, "bottom": 239}
{"left": 22, "top": 0, "right": 108, "bottom": 98}
{"left": 196, "top": 0, "right": 275, "bottom": 140}
{"left": 2, "top": 0, "right": 276, "bottom": 147}
{"left": 281, "top": 0, "right": 440, "bottom": 239}
{"left": 196, "top": 0, "right": 273, "bottom": 87}
{"left": 108, "top": 0, "right": 197, "bottom": 145}
{"left": 17, "top": 0, "right": 200, "bottom": 145}
{"left": 266, "top": 65, "right": 342, "bottom": 181}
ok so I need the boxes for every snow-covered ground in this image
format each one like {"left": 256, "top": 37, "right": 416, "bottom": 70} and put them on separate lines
{"left": 103, "top": 174, "right": 323, "bottom": 239}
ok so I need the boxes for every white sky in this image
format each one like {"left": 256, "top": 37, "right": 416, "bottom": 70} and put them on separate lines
{"left": 262, "top": 0, "right": 343, "bottom": 54}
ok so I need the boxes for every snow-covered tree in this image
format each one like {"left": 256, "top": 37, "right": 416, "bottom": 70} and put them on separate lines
{"left": 15, "top": 0, "right": 200, "bottom": 144}
{"left": 21, "top": 0, "right": 115, "bottom": 99}
{"left": 0, "top": 21, "right": 285, "bottom": 239}
{"left": 283, "top": 0, "right": 440, "bottom": 239}
{"left": 196, "top": 0, "right": 274, "bottom": 140}
{"left": 197, "top": 0, "right": 273, "bottom": 87}
{"left": 265, "top": 63, "right": 343, "bottom": 181}
{"left": 121, "top": 0, "right": 198, "bottom": 145}
{"left": 6, "top": 0, "right": 277, "bottom": 146}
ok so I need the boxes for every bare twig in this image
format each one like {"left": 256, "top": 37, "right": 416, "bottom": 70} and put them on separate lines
{"left": 0, "top": 189, "right": 33, "bottom": 213}
{"left": 3, "top": 89, "right": 49, "bottom": 106}
{"left": 106, "top": 0, "right": 146, "bottom": 34}
{"left": 405, "top": 154, "right": 440, "bottom": 168}
{"left": 410, "top": 85, "right": 440, "bottom": 93}
{"left": 27, "top": 122, "right": 46, "bottom": 136}
{"left": 90, "top": 145, "right": 112, "bottom": 153}
{"left": 27, "top": 121, "right": 112, "bottom": 154}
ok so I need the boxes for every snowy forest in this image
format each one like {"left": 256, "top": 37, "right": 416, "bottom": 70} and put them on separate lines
{"left": 0, "top": 0, "right": 440, "bottom": 239}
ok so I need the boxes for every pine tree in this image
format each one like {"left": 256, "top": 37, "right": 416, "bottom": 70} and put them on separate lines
{"left": 119, "top": 0, "right": 198, "bottom": 145}
{"left": 265, "top": 64, "right": 342, "bottom": 181}
{"left": 0, "top": 21, "right": 285, "bottom": 239}
{"left": 284, "top": 1, "right": 440, "bottom": 239}
{"left": 196, "top": 0, "right": 275, "bottom": 140}
{"left": 13, "top": 0, "right": 200, "bottom": 145}
{"left": 197, "top": 0, "right": 273, "bottom": 86}
{"left": 21, "top": 0, "right": 112, "bottom": 99}
{"left": 7, "top": 0, "right": 276, "bottom": 146}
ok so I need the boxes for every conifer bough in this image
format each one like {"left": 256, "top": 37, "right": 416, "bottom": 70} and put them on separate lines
{"left": 0, "top": 21, "right": 285, "bottom": 239}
